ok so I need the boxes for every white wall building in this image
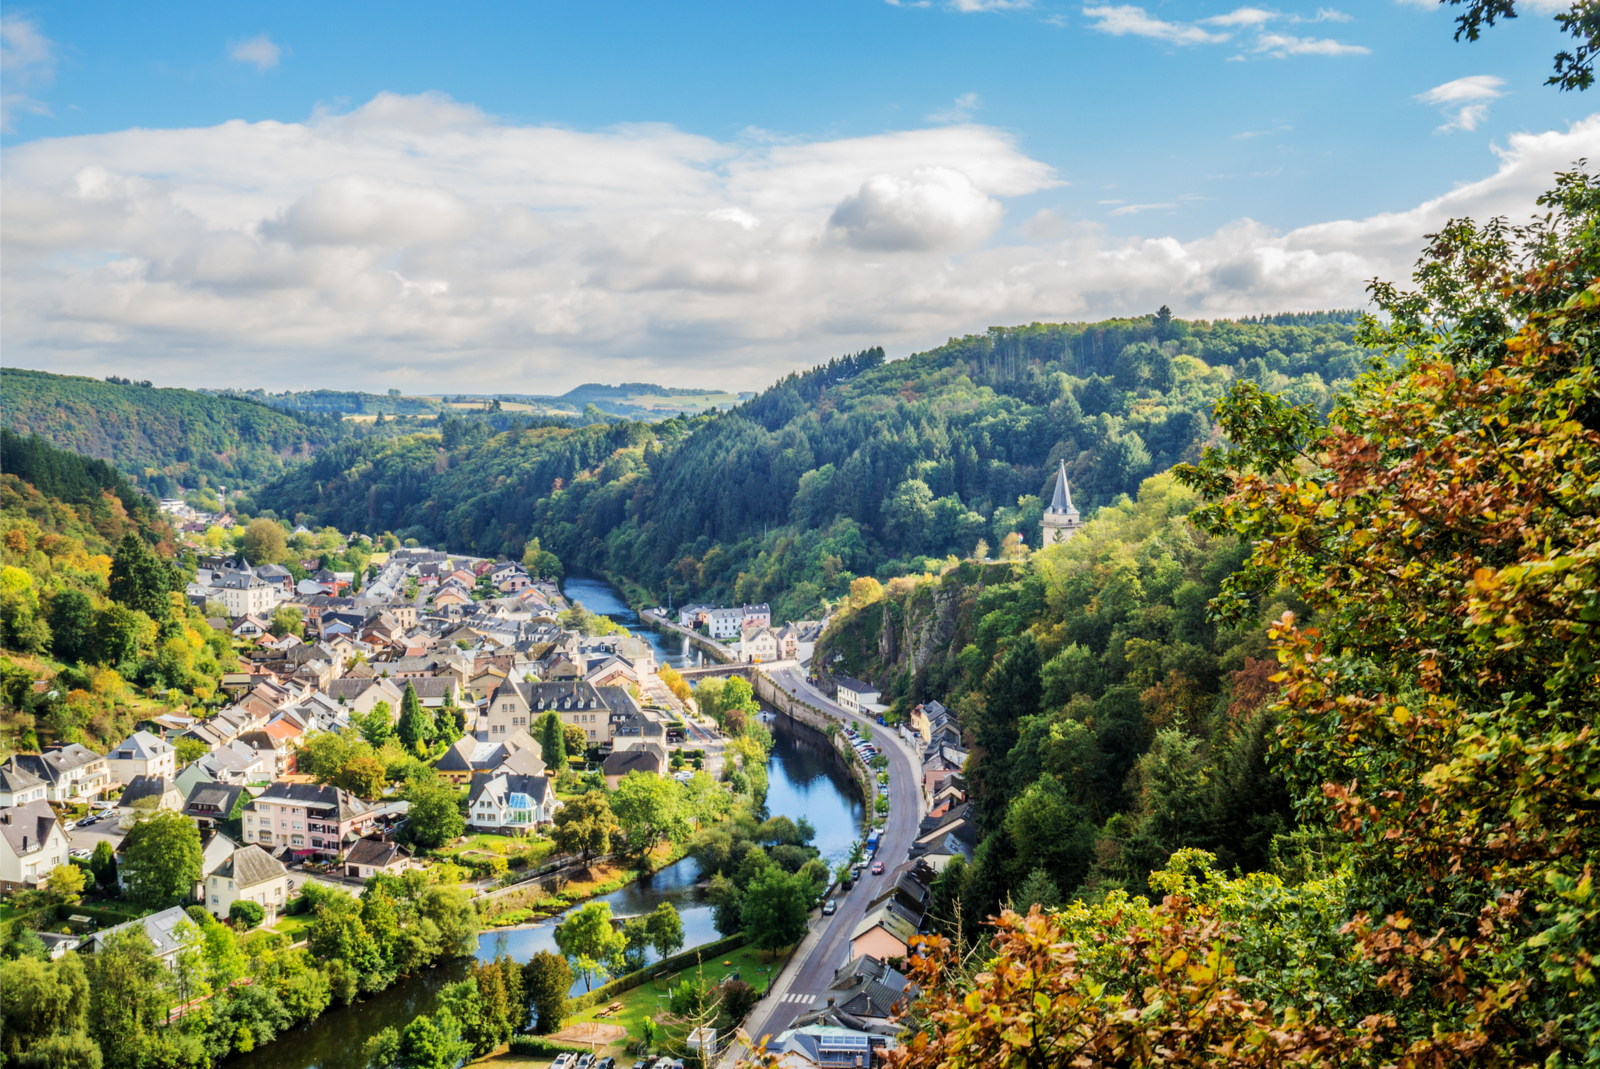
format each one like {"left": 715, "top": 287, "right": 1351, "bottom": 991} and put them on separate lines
{"left": 107, "top": 730, "right": 177, "bottom": 786}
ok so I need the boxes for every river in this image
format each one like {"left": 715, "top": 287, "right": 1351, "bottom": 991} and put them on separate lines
{"left": 562, "top": 571, "right": 704, "bottom": 671}
{"left": 229, "top": 577, "right": 861, "bottom": 1069}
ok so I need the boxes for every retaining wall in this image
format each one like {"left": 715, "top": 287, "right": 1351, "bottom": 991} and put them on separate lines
{"left": 753, "top": 671, "right": 880, "bottom": 824}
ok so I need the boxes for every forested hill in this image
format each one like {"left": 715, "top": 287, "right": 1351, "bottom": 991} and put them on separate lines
{"left": 1, "top": 367, "right": 345, "bottom": 498}
{"left": 252, "top": 310, "right": 1374, "bottom": 618}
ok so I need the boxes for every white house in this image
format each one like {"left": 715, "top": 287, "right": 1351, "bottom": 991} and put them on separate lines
{"left": 741, "top": 603, "right": 771, "bottom": 628}
{"left": 834, "top": 676, "right": 880, "bottom": 714}
{"left": 0, "top": 800, "right": 68, "bottom": 892}
{"left": 707, "top": 607, "right": 743, "bottom": 640}
{"left": 17, "top": 745, "right": 111, "bottom": 802}
{"left": 202, "top": 844, "right": 290, "bottom": 922}
{"left": 466, "top": 771, "right": 557, "bottom": 832}
{"left": 86, "top": 907, "right": 200, "bottom": 966}
{"left": 116, "top": 775, "right": 184, "bottom": 829}
{"left": 0, "top": 757, "right": 47, "bottom": 808}
{"left": 740, "top": 625, "right": 780, "bottom": 663}
{"left": 215, "top": 572, "right": 276, "bottom": 617}
{"left": 106, "top": 730, "right": 177, "bottom": 786}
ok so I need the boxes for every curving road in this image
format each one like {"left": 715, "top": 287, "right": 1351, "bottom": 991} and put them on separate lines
{"left": 735, "top": 663, "right": 925, "bottom": 1051}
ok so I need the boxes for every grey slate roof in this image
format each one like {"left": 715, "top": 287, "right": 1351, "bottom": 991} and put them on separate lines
{"left": 808, "top": 955, "right": 918, "bottom": 1021}
{"left": 252, "top": 781, "right": 372, "bottom": 822}
{"left": 109, "top": 730, "right": 174, "bottom": 762}
{"left": 88, "top": 906, "right": 198, "bottom": 958}
{"left": 602, "top": 747, "right": 663, "bottom": 778}
{"left": 184, "top": 781, "right": 246, "bottom": 817}
{"left": 344, "top": 837, "right": 412, "bottom": 869}
{"left": 0, "top": 756, "right": 45, "bottom": 794}
{"left": 17, "top": 744, "right": 104, "bottom": 784}
{"left": 118, "top": 774, "right": 177, "bottom": 808}
{"left": 0, "top": 799, "right": 59, "bottom": 857}
{"left": 215, "top": 844, "right": 285, "bottom": 888}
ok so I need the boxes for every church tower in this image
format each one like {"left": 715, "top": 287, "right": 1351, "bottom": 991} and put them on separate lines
{"left": 1040, "top": 459, "right": 1084, "bottom": 546}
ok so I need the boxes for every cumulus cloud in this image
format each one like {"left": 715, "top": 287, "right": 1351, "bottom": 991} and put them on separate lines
{"left": 1082, "top": 5, "right": 1229, "bottom": 44}
{"left": 1, "top": 13, "right": 56, "bottom": 132}
{"left": 1254, "top": 31, "right": 1369, "bottom": 55}
{"left": 1418, "top": 75, "right": 1504, "bottom": 133}
{"left": 2, "top": 93, "right": 1596, "bottom": 391}
{"left": 228, "top": 34, "right": 282, "bottom": 70}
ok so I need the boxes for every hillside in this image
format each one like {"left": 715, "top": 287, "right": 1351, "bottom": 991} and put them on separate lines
{"left": 252, "top": 311, "right": 1376, "bottom": 618}
{"left": 1, "top": 367, "right": 345, "bottom": 497}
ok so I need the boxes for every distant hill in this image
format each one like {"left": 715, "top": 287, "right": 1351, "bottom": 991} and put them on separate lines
{"left": 0, "top": 367, "right": 344, "bottom": 497}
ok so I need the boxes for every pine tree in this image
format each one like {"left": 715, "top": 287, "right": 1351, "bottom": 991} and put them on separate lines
{"left": 538, "top": 711, "right": 566, "bottom": 772}
{"left": 396, "top": 681, "right": 435, "bottom": 752}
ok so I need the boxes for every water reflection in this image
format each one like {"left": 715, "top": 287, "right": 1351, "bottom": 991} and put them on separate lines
{"left": 562, "top": 572, "right": 701, "bottom": 671}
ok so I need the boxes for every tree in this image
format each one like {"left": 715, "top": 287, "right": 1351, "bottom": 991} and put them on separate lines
{"left": 396, "top": 682, "right": 434, "bottom": 752}
{"left": 562, "top": 722, "right": 587, "bottom": 757}
{"left": 47, "top": 589, "right": 96, "bottom": 665}
{"left": 85, "top": 929, "right": 169, "bottom": 1069}
{"left": 240, "top": 518, "right": 288, "bottom": 565}
{"left": 609, "top": 771, "right": 686, "bottom": 855}
{"left": 536, "top": 711, "right": 567, "bottom": 770}
{"left": 270, "top": 604, "right": 304, "bottom": 639}
{"left": 0, "top": 953, "right": 90, "bottom": 1059}
{"left": 353, "top": 700, "right": 395, "bottom": 747}
{"left": 553, "top": 901, "right": 625, "bottom": 991}
{"left": 337, "top": 755, "right": 389, "bottom": 799}
{"left": 173, "top": 737, "right": 209, "bottom": 767}
{"left": 15, "top": 1033, "right": 101, "bottom": 1069}
{"left": 658, "top": 664, "right": 692, "bottom": 703}
{"left": 119, "top": 810, "right": 202, "bottom": 906}
{"left": 707, "top": 873, "right": 743, "bottom": 937}
{"left": 88, "top": 840, "right": 117, "bottom": 890}
{"left": 395, "top": 1009, "right": 469, "bottom": 1069}
{"left": 47, "top": 863, "right": 85, "bottom": 902}
{"left": 550, "top": 790, "right": 618, "bottom": 867}
{"left": 1444, "top": 0, "right": 1600, "bottom": 91}
{"left": 645, "top": 901, "right": 684, "bottom": 961}
{"left": 229, "top": 900, "right": 266, "bottom": 928}
{"left": 1168, "top": 171, "right": 1600, "bottom": 1066}
{"left": 522, "top": 950, "right": 572, "bottom": 1034}
{"left": 403, "top": 778, "right": 464, "bottom": 849}
{"left": 740, "top": 869, "right": 810, "bottom": 953}
{"left": 107, "top": 533, "right": 170, "bottom": 619}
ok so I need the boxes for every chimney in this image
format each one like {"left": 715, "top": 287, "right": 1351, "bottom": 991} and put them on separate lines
{"left": 21, "top": 835, "right": 28, "bottom": 849}
{"left": 828, "top": 997, "right": 835, "bottom": 1007}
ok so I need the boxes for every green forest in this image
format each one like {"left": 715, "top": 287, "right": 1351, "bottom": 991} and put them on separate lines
{"left": 252, "top": 311, "right": 1377, "bottom": 620}
{"left": 0, "top": 368, "right": 345, "bottom": 498}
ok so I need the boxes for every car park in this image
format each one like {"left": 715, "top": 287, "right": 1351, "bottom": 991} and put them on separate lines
{"left": 822, "top": 898, "right": 837, "bottom": 915}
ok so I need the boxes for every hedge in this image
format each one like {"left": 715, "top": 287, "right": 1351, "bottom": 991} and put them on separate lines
{"left": 567, "top": 931, "right": 750, "bottom": 1013}
{"left": 508, "top": 1036, "right": 590, "bottom": 1057}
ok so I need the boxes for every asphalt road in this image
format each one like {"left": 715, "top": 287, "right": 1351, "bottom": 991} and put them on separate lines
{"left": 741, "top": 664, "right": 924, "bottom": 1044}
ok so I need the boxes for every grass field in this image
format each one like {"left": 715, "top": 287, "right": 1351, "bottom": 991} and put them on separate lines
{"left": 561, "top": 942, "right": 792, "bottom": 1058}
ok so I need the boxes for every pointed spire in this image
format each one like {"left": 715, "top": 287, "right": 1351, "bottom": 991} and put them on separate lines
{"left": 1050, "top": 459, "right": 1073, "bottom": 512}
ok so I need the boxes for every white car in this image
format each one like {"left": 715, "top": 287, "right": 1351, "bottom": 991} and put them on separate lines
{"left": 70, "top": 848, "right": 92, "bottom": 860}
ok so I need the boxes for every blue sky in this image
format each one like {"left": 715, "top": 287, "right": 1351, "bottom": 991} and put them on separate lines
{"left": 3, "top": 1, "right": 1597, "bottom": 391}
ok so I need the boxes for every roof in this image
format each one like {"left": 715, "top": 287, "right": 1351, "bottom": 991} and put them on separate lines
{"left": 88, "top": 906, "right": 199, "bottom": 958}
{"left": 215, "top": 844, "right": 286, "bottom": 888}
{"left": 252, "top": 781, "right": 372, "bottom": 822}
{"left": 18, "top": 744, "right": 104, "bottom": 782}
{"left": 602, "top": 747, "right": 663, "bottom": 777}
{"left": 815, "top": 955, "right": 918, "bottom": 1020}
{"left": 0, "top": 799, "right": 59, "bottom": 857}
{"left": 118, "top": 774, "right": 178, "bottom": 808}
{"left": 0, "top": 756, "right": 45, "bottom": 794}
{"left": 467, "top": 771, "right": 551, "bottom": 808}
{"left": 851, "top": 903, "right": 919, "bottom": 947}
{"left": 834, "top": 675, "right": 876, "bottom": 695}
{"left": 184, "top": 781, "right": 246, "bottom": 815}
{"left": 344, "top": 837, "right": 412, "bottom": 869}
{"left": 110, "top": 730, "right": 174, "bottom": 762}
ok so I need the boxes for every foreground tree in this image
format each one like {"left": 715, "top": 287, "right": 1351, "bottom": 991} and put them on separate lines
{"left": 403, "top": 777, "right": 465, "bottom": 849}
{"left": 119, "top": 810, "right": 202, "bottom": 906}
{"left": 550, "top": 789, "right": 618, "bottom": 867}
{"left": 522, "top": 950, "right": 572, "bottom": 1034}
{"left": 553, "top": 901, "right": 625, "bottom": 991}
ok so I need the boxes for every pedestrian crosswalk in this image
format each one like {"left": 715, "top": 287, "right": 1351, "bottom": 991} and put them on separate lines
{"left": 773, "top": 991, "right": 813, "bottom": 1004}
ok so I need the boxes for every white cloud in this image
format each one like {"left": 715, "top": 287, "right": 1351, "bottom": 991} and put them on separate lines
{"left": 927, "top": 92, "right": 982, "bottom": 123}
{"left": 1, "top": 13, "right": 56, "bottom": 133}
{"left": 1418, "top": 75, "right": 1504, "bottom": 134}
{"left": 948, "top": 0, "right": 1031, "bottom": 10}
{"left": 1254, "top": 31, "right": 1369, "bottom": 55}
{"left": 1418, "top": 74, "right": 1505, "bottom": 104}
{"left": 2, "top": 92, "right": 1595, "bottom": 391}
{"left": 1082, "top": 5, "right": 1229, "bottom": 44}
{"left": 1201, "top": 7, "right": 1278, "bottom": 27}
{"left": 228, "top": 34, "right": 282, "bottom": 71}
{"left": 1109, "top": 202, "right": 1176, "bottom": 215}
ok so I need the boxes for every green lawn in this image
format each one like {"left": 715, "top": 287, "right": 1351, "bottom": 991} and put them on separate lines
{"left": 268, "top": 915, "right": 310, "bottom": 939}
{"left": 566, "top": 943, "right": 792, "bottom": 1054}
{"left": 436, "top": 833, "right": 554, "bottom": 864}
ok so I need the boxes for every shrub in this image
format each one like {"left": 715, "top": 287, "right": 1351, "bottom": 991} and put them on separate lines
{"left": 229, "top": 900, "right": 266, "bottom": 928}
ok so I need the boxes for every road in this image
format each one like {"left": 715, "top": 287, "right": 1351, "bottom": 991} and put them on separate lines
{"left": 735, "top": 663, "right": 925, "bottom": 1051}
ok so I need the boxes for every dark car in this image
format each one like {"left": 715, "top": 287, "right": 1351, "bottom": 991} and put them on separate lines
{"left": 823, "top": 898, "right": 837, "bottom": 915}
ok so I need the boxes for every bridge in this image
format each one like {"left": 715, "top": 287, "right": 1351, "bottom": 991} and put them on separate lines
{"left": 677, "top": 659, "right": 798, "bottom": 680}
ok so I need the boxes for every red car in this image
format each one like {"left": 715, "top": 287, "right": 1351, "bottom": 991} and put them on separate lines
{"left": 871, "top": 861, "right": 884, "bottom": 875}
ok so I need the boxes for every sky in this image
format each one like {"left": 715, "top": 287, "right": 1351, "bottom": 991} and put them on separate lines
{"left": 3, "top": 1, "right": 1598, "bottom": 394}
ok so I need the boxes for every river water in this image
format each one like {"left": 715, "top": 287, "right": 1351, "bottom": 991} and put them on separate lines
{"left": 562, "top": 572, "right": 704, "bottom": 671}
{"left": 229, "top": 577, "right": 861, "bottom": 1069}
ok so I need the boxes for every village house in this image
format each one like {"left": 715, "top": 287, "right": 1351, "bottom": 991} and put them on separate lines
{"left": 0, "top": 800, "right": 68, "bottom": 892}
{"left": 707, "top": 607, "right": 743, "bottom": 639}
{"left": 465, "top": 771, "right": 557, "bottom": 831}
{"left": 245, "top": 781, "right": 377, "bottom": 859}
{"left": 17, "top": 744, "right": 111, "bottom": 802}
{"left": 739, "top": 625, "right": 779, "bottom": 663}
{"left": 741, "top": 603, "right": 771, "bottom": 628}
{"left": 116, "top": 774, "right": 184, "bottom": 829}
{"left": 106, "top": 730, "right": 177, "bottom": 786}
{"left": 183, "top": 782, "right": 248, "bottom": 830}
{"left": 214, "top": 572, "right": 276, "bottom": 616}
{"left": 86, "top": 907, "right": 199, "bottom": 966}
{"left": 202, "top": 844, "right": 290, "bottom": 922}
{"left": 342, "top": 836, "right": 418, "bottom": 880}
{"left": 603, "top": 742, "right": 668, "bottom": 788}
{"left": 833, "top": 676, "right": 880, "bottom": 714}
{"left": 0, "top": 757, "right": 47, "bottom": 807}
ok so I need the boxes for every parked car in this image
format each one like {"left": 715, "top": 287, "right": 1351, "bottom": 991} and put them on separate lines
{"left": 823, "top": 898, "right": 837, "bottom": 915}
{"left": 596, "top": 1059, "right": 615, "bottom": 1069}
{"left": 552, "top": 1056, "right": 573, "bottom": 1069}
{"left": 90, "top": 801, "right": 114, "bottom": 811}
{"left": 851, "top": 866, "right": 862, "bottom": 880}
{"left": 61, "top": 820, "right": 77, "bottom": 831}
{"left": 575, "top": 1055, "right": 594, "bottom": 1069}
{"left": 871, "top": 861, "right": 885, "bottom": 875}
{"left": 77, "top": 816, "right": 97, "bottom": 827}
{"left": 70, "top": 848, "right": 92, "bottom": 860}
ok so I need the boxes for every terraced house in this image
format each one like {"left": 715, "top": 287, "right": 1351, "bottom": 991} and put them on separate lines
{"left": 244, "top": 781, "right": 376, "bottom": 859}
{"left": 17, "top": 744, "right": 111, "bottom": 802}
